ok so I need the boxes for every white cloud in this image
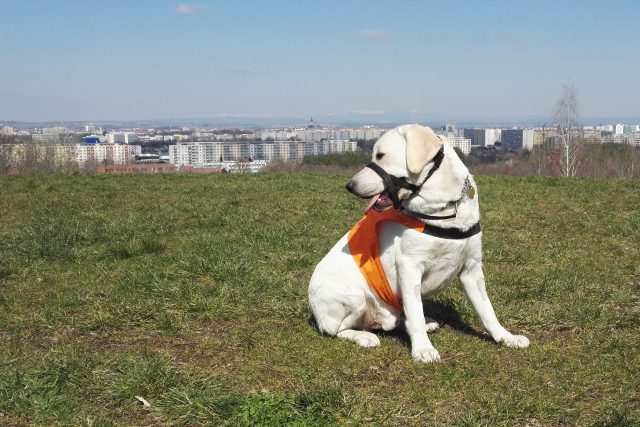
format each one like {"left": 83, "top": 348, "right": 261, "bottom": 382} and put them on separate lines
{"left": 175, "top": 3, "right": 204, "bottom": 15}
{"left": 357, "top": 29, "right": 391, "bottom": 41}
{"left": 227, "top": 69, "right": 253, "bottom": 75}
{"left": 347, "top": 110, "right": 387, "bottom": 115}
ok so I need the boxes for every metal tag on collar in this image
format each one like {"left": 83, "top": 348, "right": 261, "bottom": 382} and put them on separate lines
{"left": 467, "top": 186, "right": 475, "bottom": 199}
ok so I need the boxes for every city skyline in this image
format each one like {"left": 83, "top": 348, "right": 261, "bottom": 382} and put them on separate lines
{"left": 2, "top": 1, "right": 639, "bottom": 123}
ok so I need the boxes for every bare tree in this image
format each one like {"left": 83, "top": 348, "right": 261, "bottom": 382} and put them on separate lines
{"left": 236, "top": 156, "right": 252, "bottom": 173}
{"left": 553, "top": 82, "right": 581, "bottom": 177}
{"left": 625, "top": 136, "right": 637, "bottom": 179}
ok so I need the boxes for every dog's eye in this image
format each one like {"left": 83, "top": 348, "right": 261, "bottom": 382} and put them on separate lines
{"left": 376, "top": 153, "right": 385, "bottom": 160}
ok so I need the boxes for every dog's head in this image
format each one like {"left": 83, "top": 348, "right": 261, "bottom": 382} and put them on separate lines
{"left": 347, "top": 124, "right": 466, "bottom": 213}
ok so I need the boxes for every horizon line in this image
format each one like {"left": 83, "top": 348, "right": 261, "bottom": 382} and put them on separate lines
{"left": 3, "top": 114, "right": 640, "bottom": 127}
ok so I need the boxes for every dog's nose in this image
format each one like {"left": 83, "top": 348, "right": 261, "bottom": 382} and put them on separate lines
{"left": 346, "top": 181, "right": 356, "bottom": 194}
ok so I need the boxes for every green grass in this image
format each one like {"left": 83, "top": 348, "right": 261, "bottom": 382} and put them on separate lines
{"left": 0, "top": 172, "right": 639, "bottom": 426}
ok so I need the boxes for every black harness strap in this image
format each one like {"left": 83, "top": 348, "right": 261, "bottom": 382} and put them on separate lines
{"left": 366, "top": 162, "right": 415, "bottom": 209}
{"left": 366, "top": 146, "right": 444, "bottom": 210}
{"left": 415, "top": 147, "right": 445, "bottom": 188}
{"left": 422, "top": 221, "right": 482, "bottom": 240}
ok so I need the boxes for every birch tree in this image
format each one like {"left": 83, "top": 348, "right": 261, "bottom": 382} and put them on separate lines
{"left": 553, "top": 82, "right": 580, "bottom": 177}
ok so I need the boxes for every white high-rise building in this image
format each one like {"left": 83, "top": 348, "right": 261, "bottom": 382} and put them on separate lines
{"left": 447, "top": 136, "right": 472, "bottom": 155}
{"left": 485, "top": 128, "right": 501, "bottom": 146}
{"left": 74, "top": 144, "right": 140, "bottom": 165}
{"left": 42, "top": 126, "right": 69, "bottom": 135}
{"left": 0, "top": 125, "right": 15, "bottom": 135}
{"left": 614, "top": 124, "right": 624, "bottom": 135}
{"left": 437, "top": 131, "right": 471, "bottom": 155}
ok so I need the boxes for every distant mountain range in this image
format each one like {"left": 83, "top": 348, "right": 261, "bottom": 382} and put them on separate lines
{"left": 3, "top": 111, "right": 639, "bottom": 130}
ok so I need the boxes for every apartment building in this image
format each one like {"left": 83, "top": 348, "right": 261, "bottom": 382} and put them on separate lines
{"left": 463, "top": 128, "right": 500, "bottom": 147}
{"left": 1, "top": 143, "right": 140, "bottom": 167}
{"left": 74, "top": 143, "right": 142, "bottom": 164}
{"left": 446, "top": 135, "right": 472, "bottom": 155}
{"left": 169, "top": 140, "right": 358, "bottom": 167}
{"left": 502, "top": 129, "right": 534, "bottom": 151}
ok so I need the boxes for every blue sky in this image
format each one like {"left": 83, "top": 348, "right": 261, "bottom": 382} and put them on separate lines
{"left": 1, "top": 1, "right": 638, "bottom": 123}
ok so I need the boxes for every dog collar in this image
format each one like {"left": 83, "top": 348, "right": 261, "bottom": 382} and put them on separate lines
{"left": 421, "top": 221, "right": 481, "bottom": 240}
{"left": 401, "top": 176, "right": 474, "bottom": 221}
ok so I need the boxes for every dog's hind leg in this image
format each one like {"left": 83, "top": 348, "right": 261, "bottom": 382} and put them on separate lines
{"left": 309, "top": 289, "right": 381, "bottom": 347}
{"left": 336, "top": 308, "right": 380, "bottom": 347}
{"left": 424, "top": 317, "right": 440, "bottom": 332}
{"left": 374, "top": 309, "right": 403, "bottom": 331}
{"left": 336, "top": 329, "right": 380, "bottom": 347}
{"left": 321, "top": 311, "right": 381, "bottom": 347}
{"left": 310, "top": 295, "right": 381, "bottom": 348}
{"left": 395, "top": 316, "right": 439, "bottom": 333}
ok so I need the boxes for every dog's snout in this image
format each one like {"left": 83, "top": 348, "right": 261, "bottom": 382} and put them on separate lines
{"left": 346, "top": 181, "right": 356, "bottom": 194}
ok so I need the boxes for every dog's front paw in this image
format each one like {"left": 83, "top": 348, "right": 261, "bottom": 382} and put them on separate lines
{"left": 412, "top": 346, "right": 440, "bottom": 363}
{"left": 499, "top": 334, "right": 530, "bottom": 348}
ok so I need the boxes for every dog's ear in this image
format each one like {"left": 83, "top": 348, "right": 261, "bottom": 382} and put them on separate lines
{"left": 405, "top": 125, "right": 443, "bottom": 175}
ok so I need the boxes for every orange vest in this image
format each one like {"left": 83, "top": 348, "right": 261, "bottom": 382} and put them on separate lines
{"left": 348, "top": 209, "right": 425, "bottom": 313}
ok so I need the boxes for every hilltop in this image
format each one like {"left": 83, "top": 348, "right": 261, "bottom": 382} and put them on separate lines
{"left": 0, "top": 173, "right": 638, "bottom": 425}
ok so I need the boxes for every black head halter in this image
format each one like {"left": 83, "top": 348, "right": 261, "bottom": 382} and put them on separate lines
{"left": 366, "top": 146, "right": 445, "bottom": 211}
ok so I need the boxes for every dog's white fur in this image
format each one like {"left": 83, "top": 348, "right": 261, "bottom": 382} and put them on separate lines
{"left": 308, "top": 124, "right": 529, "bottom": 362}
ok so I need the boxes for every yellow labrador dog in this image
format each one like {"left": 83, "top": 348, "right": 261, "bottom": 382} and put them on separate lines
{"left": 308, "top": 124, "right": 529, "bottom": 362}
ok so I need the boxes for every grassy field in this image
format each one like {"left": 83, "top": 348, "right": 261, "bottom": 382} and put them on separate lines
{"left": 0, "top": 172, "right": 638, "bottom": 426}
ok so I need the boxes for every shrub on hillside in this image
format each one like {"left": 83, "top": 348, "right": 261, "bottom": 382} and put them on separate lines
{"left": 302, "top": 151, "right": 370, "bottom": 168}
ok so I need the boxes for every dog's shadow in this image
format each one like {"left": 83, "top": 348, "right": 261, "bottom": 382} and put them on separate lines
{"left": 308, "top": 299, "right": 491, "bottom": 347}
{"left": 379, "top": 299, "right": 490, "bottom": 347}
